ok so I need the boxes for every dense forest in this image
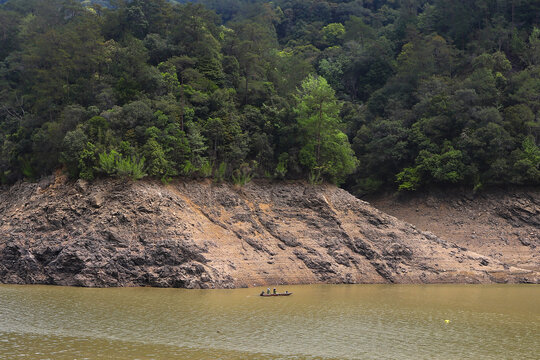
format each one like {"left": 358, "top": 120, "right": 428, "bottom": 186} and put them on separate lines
{"left": 0, "top": 0, "right": 539, "bottom": 194}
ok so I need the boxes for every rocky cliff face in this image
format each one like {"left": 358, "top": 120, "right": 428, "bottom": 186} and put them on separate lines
{"left": 0, "top": 178, "right": 537, "bottom": 288}
{"left": 368, "top": 187, "right": 540, "bottom": 275}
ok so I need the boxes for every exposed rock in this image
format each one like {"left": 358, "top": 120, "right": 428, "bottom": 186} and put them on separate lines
{"left": 75, "top": 179, "right": 89, "bottom": 193}
{"left": 0, "top": 179, "right": 537, "bottom": 288}
{"left": 368, "top": 187, "right": 540, "bottom": 273}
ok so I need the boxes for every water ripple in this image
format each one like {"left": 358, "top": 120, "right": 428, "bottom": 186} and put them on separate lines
{"left": 0, "top": 284, "right": 538, "bottom": 359}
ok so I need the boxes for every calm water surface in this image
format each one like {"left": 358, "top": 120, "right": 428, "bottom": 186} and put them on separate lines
{"left": 0, "top": 284, "right": 538, "bottom": 359}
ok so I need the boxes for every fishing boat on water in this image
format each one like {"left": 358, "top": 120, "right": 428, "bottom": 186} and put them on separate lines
{"left": 260, "top": 291, "right": 292, "bottom": 297}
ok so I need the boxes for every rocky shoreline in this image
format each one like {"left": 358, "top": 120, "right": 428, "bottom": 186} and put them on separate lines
{"left": 368, "top": 187, "right": 540, "bottom": 274}
{"left": 0, "top": 177, "right": 537, "bottom": 288}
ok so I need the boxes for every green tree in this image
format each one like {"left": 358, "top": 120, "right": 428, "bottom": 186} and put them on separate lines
{"left": 513, "top": 136, "right": 540, "bottom": 183}
{"left": 143, "top": 137, "right": 171, "bottom": 178}
{"left": 229, "top": 21, "right": 276, "bottom": 104}
{"left": 115, "top": 155, "right": 147, "bottom": 180}
{"left": 60, "top": 128, "right": 89, "bottom": 178}
{"left": 97, "top": 149, "right": 120, "bottom": 176}
{"left": 321, "top": 23, "right": 345, "bottom": 46}
{"left": 294, "top": 75, "right": 357, "bottom": 184}
{"left": 78, "top": 142, "right": 96, "bottom": 180}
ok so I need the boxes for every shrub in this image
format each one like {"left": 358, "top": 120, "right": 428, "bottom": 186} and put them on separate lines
{"left": 214, "top": 162, "right": 227, "bottom": 182}
{"left": 97, "top": 150, "right": 120, "bottom": 175}
{"left": 396, "top": 166, "right": 421, "bottom": 191}
{"left": 181, "top": 160, "right": 196, "bottom": 176}
{"left": 275, "top": 153, "right": 288, "bottom": 179}
{"left": 232, "top": 161, "right": 257, "bottom": 186}
{"left": 308, "top": 167, "right": 323, "bottom": 185}
{"left": 78, "top": 142, "right": 97, "bottom": 180}
{"left": 115, "top": 156, "right": 147, "bottom": 180}
{"left": 198, "top": 159, "right": 213, "bottom": 177}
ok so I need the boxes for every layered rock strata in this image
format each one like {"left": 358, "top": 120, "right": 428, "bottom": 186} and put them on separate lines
{"left": 0, "top": 178, "right": 536, "bottom": 288}
{"left": 369, "top": 187, "right": 539, "bottom": 274}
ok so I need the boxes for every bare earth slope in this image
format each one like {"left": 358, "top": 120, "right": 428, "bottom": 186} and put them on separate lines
{"left": 0, "top": 178, "right": 537, "bottom": 288}
{"left": 368, "top": 188, "right": 540, "bottom": 274}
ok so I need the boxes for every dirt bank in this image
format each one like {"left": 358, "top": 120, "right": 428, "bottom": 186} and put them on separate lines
{"left": 0, "top": 178, "right": 536, "bottom": 288}
{"left": 367, "top": 187, "right": 539, "bottom": 273}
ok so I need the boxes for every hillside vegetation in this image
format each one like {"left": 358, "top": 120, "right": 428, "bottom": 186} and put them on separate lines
{"left": 0, "top": 0, "right": 539, "bottom": 193}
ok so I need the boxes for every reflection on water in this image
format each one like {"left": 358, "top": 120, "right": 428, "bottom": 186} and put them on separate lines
{"left": 0, "top": 284, "right": 538, "bottom": 359}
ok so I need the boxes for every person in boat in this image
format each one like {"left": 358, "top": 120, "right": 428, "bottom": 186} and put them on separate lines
{"left": 260, "top": 290, "right": 265, "bottom": 296}
{"left": 273, "top": 288, "right": 276, "bottom": 294}
{"left": 267, "top": 288, "right": 270, "bottom": 294}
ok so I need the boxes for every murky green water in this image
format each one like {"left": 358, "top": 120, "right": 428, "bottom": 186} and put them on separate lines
{"left": 0, "top": 284, "right": 538, "bottom": 359}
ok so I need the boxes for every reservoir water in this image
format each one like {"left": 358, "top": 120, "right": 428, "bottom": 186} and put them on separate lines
{"left": 0, "top": 284, "right": 538, "bottom": 359}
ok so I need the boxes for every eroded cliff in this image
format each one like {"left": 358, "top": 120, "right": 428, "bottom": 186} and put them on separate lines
{"left": 368, "top": 187, "right": 540, "bottom": 274}
{"left": 0, "top": 178, "right": 537, "bottom": 288}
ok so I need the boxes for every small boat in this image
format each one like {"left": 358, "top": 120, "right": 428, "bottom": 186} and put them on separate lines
{"left": 260, "top": 292, "right": 292, "bottom": 297}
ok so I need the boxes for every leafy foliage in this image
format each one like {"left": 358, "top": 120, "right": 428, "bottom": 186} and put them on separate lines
{"left": 295, "top": 75, "right": 357, "bottom": 184}
{"left": 115, "top": 156, "right": 147, "bottom": 180}
{"left": 232, "top": 161, "right": 256, "bottom": 186}
{"left": 0, "top": 0, "right": 539, "bottom": 192}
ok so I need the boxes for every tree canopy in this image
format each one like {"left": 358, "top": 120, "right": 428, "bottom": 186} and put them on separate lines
{"left": 0, "top": 0, "right": 538, "bottom": 192}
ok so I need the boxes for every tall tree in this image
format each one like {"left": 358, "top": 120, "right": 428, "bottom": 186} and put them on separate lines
{"left": 294, "top": 75, "right": 357, "bottom": 183}
{"left": 228, "top": 21, "right": 276, "bottom": 104}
